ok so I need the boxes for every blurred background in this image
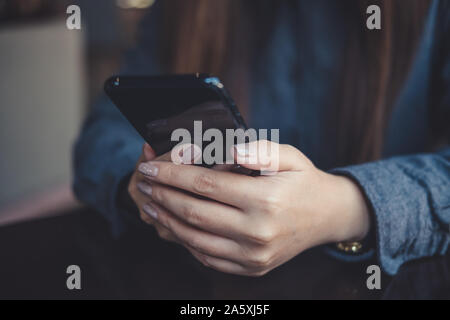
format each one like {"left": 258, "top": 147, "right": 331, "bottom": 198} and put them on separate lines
{"left": 0, "top": 0, "right": 154, "bottom": 226}
{"left": 1, "top": 1, "right": 443, "bottom": 300}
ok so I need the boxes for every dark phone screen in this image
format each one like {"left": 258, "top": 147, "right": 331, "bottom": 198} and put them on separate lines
{"left": 104, "top": 75, "right": 247, "bottom": 160}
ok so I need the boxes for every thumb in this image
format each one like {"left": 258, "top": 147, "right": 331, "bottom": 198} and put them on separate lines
{"left": 143, "top": 143, "right": 156, "bottom": 161}
{"left": 231, "top": 140, "right": 310, "bottom": 174}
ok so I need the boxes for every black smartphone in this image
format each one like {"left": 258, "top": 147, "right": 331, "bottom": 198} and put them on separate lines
{"left": 104, "top": 74, "right": 248, "bottom": 164}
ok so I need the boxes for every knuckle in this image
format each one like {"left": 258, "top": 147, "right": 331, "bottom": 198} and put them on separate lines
{"left": 156, "top": 226, "right": 172, "bottom": 240}
{"left": 284, "top": 143, "right": 298, "bottom": 154}
{"left": 193, "top": 173, "right": 216, "bottom": 194}
{"left": 157, "top": 212, "right": 170, "bottom": 230}
{"left": 249, "top": 224, "right": 276, "bottom": 245}
{"left": 285, "top": 144, "right": 311, "bottom": 165}
{"left": 183, "top": 204, "right": 202, "bottom": 225}
{"left": 198, "top": 254, "right": 210, "bottom": 267}
{"left": 152, "top": 185, "right": 164, "bottom": 203}
{"left": 188, "top": 237, "right": 213, "bottom": 256}
{"left": 186, "top": 235, "right": 202, "bottom": 252}
{"left": 248, "top": 250, "right": 272, "bottom": 268}
{"left": 198, "top": 255, "right": 210, "bottom": 268}
{"left": 260, "top": 192, "right": 282, "bottom": 214}
{"left": 161, "top": 164, "right": 178, "bottom": 183}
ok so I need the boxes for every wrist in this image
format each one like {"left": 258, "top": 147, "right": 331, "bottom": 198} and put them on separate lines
{"left": 323, "top": 172, "right": 371, "bottom": 243}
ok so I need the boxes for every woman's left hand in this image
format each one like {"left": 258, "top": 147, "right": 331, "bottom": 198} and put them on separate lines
{"left": 137, "top": 140, "right": 370, "bottom": 276}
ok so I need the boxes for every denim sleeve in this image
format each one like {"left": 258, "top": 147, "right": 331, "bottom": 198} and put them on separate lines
{"left": 73, "top": 96, "right": 143, "bottom": 235}
{"left": 72, "top": 2, "right": 163, "bottom": 235}
{"left": 331, "top": 2, "right": 450, "bottom": 275}
{"left": 332, "top": 148, "right": 450, "bottom": 275}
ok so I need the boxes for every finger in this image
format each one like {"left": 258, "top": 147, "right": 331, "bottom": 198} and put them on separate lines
{"left": 232, "top": 140, "right": 310, "bottom": 173}
{"left": 153, "top": 222, "right": 179, "bottom": 243}
{"left": 138, "top": 181, "right": 245, "bottom": 238}
{"left": 139, "top": 208, "right": 155, "bottom": 225}
{"left": 186, "top": 246, "right": 252, "bottom": 276}
{"left": 155, "top": 150, "right": 172, "bottom": 162}
{"left": 143, "top": 143, "right": 156, "bottom": 161}
{"left": 141, "top": 207, "right": 178, "bottom": 243}
{"left": 170, "top": 143, "right": 203, "bottom": 165}
{"left": 133, "top": 179, "right": 162, "bottom": 227}
{"left": 142, "top": 202, "right": 244, "bottom": 264}
{"left": 144, "top": 143, "right": 174, "bottom": 162}
{"left": 139, "top": 201, "right": 173, "bottom": 240}
{"left": 138, "top": 161, "right": 263, "bottom": 209}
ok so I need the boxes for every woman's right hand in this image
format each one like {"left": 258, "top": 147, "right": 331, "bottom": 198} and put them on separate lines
{"left": 128, "top": 143, "right": 179, "bottom": 243}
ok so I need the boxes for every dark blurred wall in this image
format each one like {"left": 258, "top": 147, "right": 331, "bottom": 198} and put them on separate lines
{"left": 0, "top": 0, "right": 65, "bottom": 25}
{"left": 0, "top": 0, "right": 149, "bottom": 105}
{"left": 0, "top": 0, "right": 150, "bottom": 224}
{"left": 72, "top": 0, "right": 149, "bottom": 105}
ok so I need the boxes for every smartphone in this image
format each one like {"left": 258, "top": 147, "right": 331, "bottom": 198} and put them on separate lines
{"left": 104, "top": 74, "right": 248, "bottom": 165}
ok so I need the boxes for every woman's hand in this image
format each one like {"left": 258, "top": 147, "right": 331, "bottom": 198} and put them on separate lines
{"left": 128, "top": 143, "right": 219, "bottom": 242}
{"left": 136, "top": 141, "right": 370, "bottom": 276}
{"left": 128, "top": 143, "right": 178, "bottom": 243}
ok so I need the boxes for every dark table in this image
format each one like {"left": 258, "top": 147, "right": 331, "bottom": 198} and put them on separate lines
{"left": 0, "top": 208, "right": 448, "bottom": 300}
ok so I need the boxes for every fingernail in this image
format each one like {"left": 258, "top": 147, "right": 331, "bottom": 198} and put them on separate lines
{"left": 137, "top": 182, "right": 152, "bottom": 196}
{"left": 180, "top": 144, "right": 202, "bottom": 164}
{"left": 143, "top": 204, "right": 158, "bottom": 220}
{"left": 138, "top": 163, "right": 158, "bottom": 177}
{"left": 234, "top": 144, "right": 253, "bottom": 157}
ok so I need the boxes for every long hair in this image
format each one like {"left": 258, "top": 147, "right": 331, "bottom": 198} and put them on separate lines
{"left": 159, "top": 0, "right": 431, "bottom": 165}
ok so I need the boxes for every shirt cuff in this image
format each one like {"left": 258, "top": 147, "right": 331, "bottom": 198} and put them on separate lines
{"left": 329, "top": 164, "right": 390, "bottom": 274}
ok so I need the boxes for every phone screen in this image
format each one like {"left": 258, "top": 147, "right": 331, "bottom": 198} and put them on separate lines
{"left": 104, "top": 74, "right": 247, "bottom": 160}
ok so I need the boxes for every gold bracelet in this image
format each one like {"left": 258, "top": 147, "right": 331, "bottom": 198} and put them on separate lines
{"left": 336, "top": 241, "right": 363, "bottom": 254}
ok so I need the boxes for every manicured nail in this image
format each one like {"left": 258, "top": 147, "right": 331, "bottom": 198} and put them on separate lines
{"left": 138, "top": 163, "right": 158, "bottom": 177}
{"left": 143, "top": 204, "right": 158, "bottom": 220}
{"left": 234, "top": 144, "right": 253, "bottom": 157}
{"left": 137, "top": 182, "right": 152, "bottom": 196}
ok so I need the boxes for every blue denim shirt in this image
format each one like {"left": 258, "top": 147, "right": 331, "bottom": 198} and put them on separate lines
{"left": 73, "top": 0, "right": 450, "bottom": 275}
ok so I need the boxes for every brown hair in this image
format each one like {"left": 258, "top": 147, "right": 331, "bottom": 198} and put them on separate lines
{"left": 337, "top": 0, "right": 431, "bottom": 164}
{"left": 159, "top": 0, "right": 431, "bottom": 165}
